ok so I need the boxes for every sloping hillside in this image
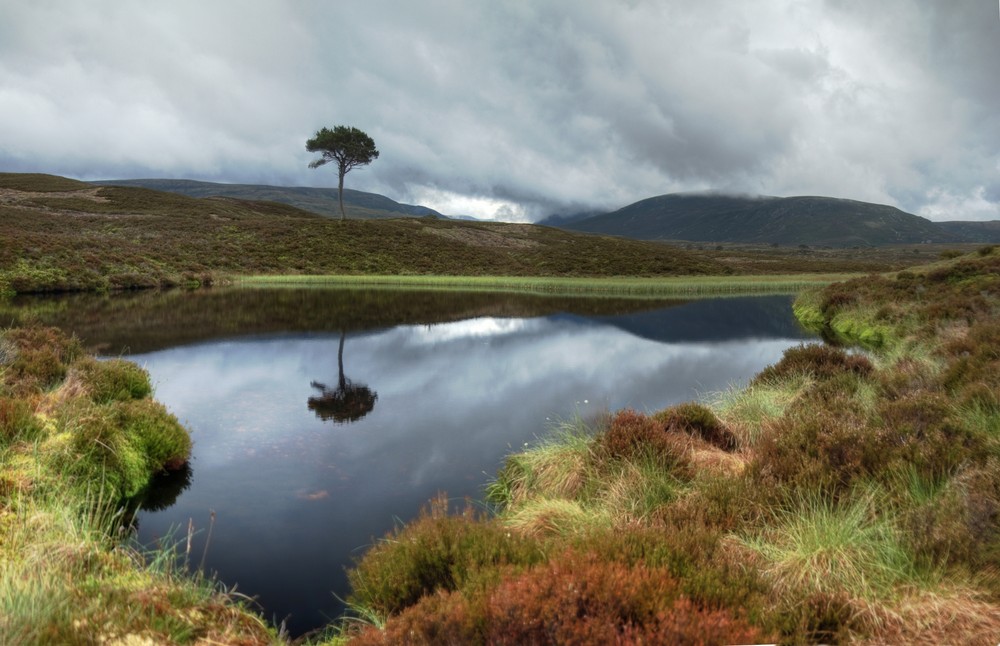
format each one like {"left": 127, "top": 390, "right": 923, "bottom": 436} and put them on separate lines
{"left": 936, "top": 220, "right": 1000, "bottom": 243}
{"left": 92, "top": 178, "right": 444, "bottom": 220}
{"left": 0, "top": 173, "right": 730, "bottom": 294}
{"left": 555, "top": 193, "right": 958, "bottom": 247}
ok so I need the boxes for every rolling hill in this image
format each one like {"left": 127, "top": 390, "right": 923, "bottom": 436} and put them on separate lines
{"left": 546, "top": 193, "right": 962, "bottom": 247}
{"left": 92, "top": 178, "right": 444, "bottom": 220}
{"left": 0, "top": 173, "right": 729, "bottom": 295}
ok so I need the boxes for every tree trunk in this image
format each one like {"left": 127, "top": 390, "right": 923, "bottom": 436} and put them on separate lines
{"left": 338, "top": 331, "right": 346, "bottom": 390}
{"left": 338, "top": 168, "right": 346, "bottom": 220}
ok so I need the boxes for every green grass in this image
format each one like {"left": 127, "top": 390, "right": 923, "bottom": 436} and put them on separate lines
{"left": 739, "top": 488, "right": 918, "bottom": 601}
{"left": 0, "top": 484, "right": 273, "bottom": 643}
{"left": 487, "top": 418, "right": 598, "bottom": 508}
{"left": 240, "top": 272, "right": 853, "bottom": 296}
{"left": 710, "top": 375, "right": 813, "bottom": 449}
{"left": 503, "top": 497, "right": 612, "bottom": 537}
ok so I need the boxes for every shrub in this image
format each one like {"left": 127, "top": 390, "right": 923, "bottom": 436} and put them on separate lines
{"left": 351, "top": 550, "right": 769, "bottom": 645}
{"left": 940, "top": 321, "right": 1000, "bottom": 395}
{"left": 72, "top": 356, "right": 152, "bottom": 404}
{"left": 347, "top": 495, "right": 544, "bottom": 616}
{"left": 0, "top": 327, "right": 81, "bottom": 394}
{"left": 596, "top": 409, "right": 680, "bottom": 467}
{"left": 876, "top": 392, "right": 985, "bottom": 478}
{"left": 902, "top": 461, "right": 1000, "bottom": 570}
{"left": 654, "top": 402, "right": 736, "bottom": 451}
{"left": 820, "top": 287, "right": 858, "bottom": 315}
{"left": 750, "top": 402, "right": 879, "bottom": 494}
{"left": 753, "top": 344, "right": 873, "bottom": 385}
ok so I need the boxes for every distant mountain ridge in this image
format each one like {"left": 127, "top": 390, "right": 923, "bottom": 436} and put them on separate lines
{"left": 543, "top": 192, "right": 997, "bottom": 247}
{"left": 92, "top": 178, "right": 444, "bottom": 220}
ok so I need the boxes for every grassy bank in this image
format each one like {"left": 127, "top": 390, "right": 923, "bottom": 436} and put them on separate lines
{"left": 240, "top": 273, "right": 853, "bottom": 296}
{"left": 328, "top": 247, "right": 1000, "bottom": 644}
{"left": 0, "top": 326, "right": 275, "bottom": 643}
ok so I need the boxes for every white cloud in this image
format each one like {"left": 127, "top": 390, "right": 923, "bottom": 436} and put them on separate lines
{"left": 919, "top": 186, "right": 1000, "bottom": 222}
{"left": 1, "top": 0, "right": 997, "bottom": 221}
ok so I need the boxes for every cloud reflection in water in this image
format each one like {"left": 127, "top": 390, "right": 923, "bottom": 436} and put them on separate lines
{"left": 134, "top": 301, "right": 812, "bottom": 635}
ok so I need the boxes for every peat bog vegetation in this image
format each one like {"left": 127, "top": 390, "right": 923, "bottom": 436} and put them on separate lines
{"left": 1, "top": 171, "right": 1000, "bottom": 643}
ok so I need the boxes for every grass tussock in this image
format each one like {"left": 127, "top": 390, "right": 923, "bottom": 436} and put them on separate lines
{"left": 739, "top": 488, "right": 917, "bottom": 602}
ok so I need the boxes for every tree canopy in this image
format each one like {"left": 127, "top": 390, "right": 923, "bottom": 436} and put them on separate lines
{"left": 306, "top": 125, "right": 380, "bottom": 220}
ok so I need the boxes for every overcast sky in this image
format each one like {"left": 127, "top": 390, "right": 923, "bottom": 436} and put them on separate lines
{"left": 1, "top": 1, "right": 998, "bottom": 221}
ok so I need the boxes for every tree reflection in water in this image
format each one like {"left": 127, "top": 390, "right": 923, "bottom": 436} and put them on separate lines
{"left": 308, "top": 331, "right": 377, "bottom": 423}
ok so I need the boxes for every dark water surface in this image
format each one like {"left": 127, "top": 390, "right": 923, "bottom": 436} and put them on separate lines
{"left": 7, "top": 288, "right": 815, "bottom": 635}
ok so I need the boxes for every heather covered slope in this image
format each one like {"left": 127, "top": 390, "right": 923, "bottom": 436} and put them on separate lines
{"left": 0, "top": 173, "right": 729, "bottom": 294}
{"left": 92, "top": 177, "right": 444, "bottom": 220}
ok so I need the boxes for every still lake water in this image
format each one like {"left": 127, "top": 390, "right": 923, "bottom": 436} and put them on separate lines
{"left": 11, "top": 288, "right": 815, "bottom": 635}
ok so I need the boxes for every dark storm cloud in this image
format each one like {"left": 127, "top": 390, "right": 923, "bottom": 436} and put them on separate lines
{"left": 1, "top": 0, "right": 997, "bottom": 220}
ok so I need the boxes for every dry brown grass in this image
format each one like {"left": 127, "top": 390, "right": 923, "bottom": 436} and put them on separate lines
{"left": 860, "top": 587, "right": 1000, "bottom": 645}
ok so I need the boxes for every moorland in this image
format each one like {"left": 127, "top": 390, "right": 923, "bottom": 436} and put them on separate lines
{"left": 1, "top": 171, "right": 999, "bottom": 643}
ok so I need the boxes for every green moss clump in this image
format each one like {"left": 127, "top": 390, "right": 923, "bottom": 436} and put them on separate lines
{"left": 114, "top": 398, "right": 191, "bottom": 473}
{"left": 72, "top": 356, "right": 153, "bottom": 403}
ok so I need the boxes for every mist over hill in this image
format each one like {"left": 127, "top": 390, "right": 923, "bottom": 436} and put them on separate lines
{"left": 92, "top": 178, "right": 444, "bottom": 220}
